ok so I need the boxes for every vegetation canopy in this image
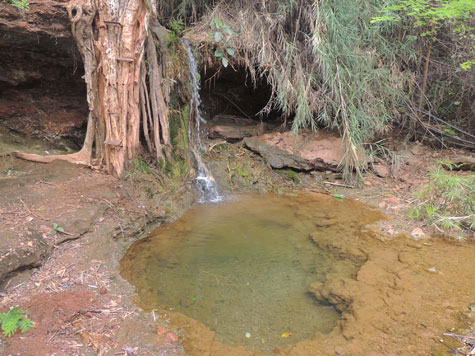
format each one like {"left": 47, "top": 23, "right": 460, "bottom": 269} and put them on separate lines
{"left": 13, "top": 0, "right": 474, "bottom": 182}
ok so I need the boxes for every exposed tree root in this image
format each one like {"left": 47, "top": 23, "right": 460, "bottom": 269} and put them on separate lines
{"left": 15, "top": 112, "right": 95, "bottom": 166}
{"left": 15, "top": 150, "right": 91, "bottom": 166}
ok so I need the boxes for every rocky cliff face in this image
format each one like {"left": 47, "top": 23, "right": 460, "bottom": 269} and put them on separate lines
{"left": 0, "top": 1, "right": 87, "bottom": 152}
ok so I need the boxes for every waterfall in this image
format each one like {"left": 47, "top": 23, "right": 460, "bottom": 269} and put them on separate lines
{"left": 182, "top": 39, "right": 221, "bottom": 203}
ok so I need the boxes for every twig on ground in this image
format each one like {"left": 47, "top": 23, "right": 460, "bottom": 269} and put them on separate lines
{"left": 324, "top": 181, "right": 355, "bottom": 188}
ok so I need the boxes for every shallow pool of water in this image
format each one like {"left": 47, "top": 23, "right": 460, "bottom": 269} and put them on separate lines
{"left": 120, "top": 193, "right": 381, "bottom": 352}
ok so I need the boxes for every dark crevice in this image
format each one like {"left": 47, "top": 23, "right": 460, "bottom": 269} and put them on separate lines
{"left": 200, "top": 65, "right": 283, "bottom": 124}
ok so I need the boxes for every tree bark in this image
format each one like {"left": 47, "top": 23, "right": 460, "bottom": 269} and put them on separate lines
{"left": 91, "top": 0, "right": 148, "bottom": 177}
{"left": 16, "top": 0, "right": 171, "bottom": 177}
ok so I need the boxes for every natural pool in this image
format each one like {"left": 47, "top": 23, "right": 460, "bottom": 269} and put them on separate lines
{"left": 120, "top": 193, "right": 383, "bottom": 353}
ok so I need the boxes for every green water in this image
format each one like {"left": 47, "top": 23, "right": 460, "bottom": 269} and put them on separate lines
{"left": 120, "top": 193, "right": 379, "bottom": 352}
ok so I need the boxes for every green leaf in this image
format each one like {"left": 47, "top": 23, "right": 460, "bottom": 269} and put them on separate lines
{"left": 332, "top": 194, "right": 344, "bottom": 199}
{"left": 221, "top": 57, "right": 229, "bottom": 67}
{"left": 225, "top": 27, "right": 235, "bottom": 35}
{"left": 214, "top": 19, "right": 224, "bottom": 27}
{"left": 19, "top": 318, "right": 34, "bottom": 334}
{"left": 0, "top": 306, "right": 28, "bottom": 337}
{"left": 215, "top": 49, "right": 224, "bottom": 58}
{"left": 214, "top": 31, "right": 223, "bottom": 42}
{"left": 444, "top": 128, "right": 456, "bottom": 135}
{"left": 57, "top": 227, "right": 64, "bottom": 233}
{"left": 226, "top": 48, "right": 235, "bottom": 56}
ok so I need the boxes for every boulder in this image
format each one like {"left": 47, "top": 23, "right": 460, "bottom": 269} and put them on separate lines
{"left": 206, "top": 114, "right": 275, "bottom": 142}
{"left": 244, "top": 130, "right": 344, "bottom": 171}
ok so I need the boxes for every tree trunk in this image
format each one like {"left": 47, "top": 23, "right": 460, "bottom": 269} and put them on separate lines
{"left": 69, "top": 0, "right": 149, "bottom": 177}
{"left": 16, "top": 0, "right": 172, "bottom": 178}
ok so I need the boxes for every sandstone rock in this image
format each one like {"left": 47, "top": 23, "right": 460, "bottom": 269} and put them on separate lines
{"left": 373, "top": 163, "right": 391, "bottom": 178}
{"left": 411, "top": 227, "right": 426, "bottom": 239}
{"left": 206, "top": 114, "right": 275, "bottom": 142}
{"left": 0, "top": 232, "right": 50, "bottom": 282}
{"left": 244, "top": 129, "right": 344, "bottom": 171}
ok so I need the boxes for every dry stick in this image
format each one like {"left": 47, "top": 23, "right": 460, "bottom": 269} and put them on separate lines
{"left": 443, "top": 332, "right": 475, "bottom": 345}
{"left": 213, "top": 93, "right": 253, "bottom": 120}
{"left": 324, "top": 181, "right": 355, "bottom": 188}
{"left": 20, "top": 198, "right": 50, "bottom": 221}
{"left": 417, "top": 39, "right": 433, "bottom": 121}
{"left": 208, "top": 140, "right": 228, "bottom": 153}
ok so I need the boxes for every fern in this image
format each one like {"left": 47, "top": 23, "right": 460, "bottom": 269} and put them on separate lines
{"left": 0, "top": 306, "right": 35, "bottom": 337}
{"left": 18, "top": 317, "right": 35, "bottom": 334}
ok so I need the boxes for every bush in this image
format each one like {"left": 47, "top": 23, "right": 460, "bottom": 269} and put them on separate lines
{"left": 410, "top": 161, "right": 475, "bottom": 237}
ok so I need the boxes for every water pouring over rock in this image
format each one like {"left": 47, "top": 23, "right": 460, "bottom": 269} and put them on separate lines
{"left": 182, "top": 38, "right": 221, "bottom": 203}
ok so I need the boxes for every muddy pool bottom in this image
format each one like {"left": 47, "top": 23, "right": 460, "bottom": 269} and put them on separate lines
{"left": 120, "top": 193, "right": 383, "bottom": 353}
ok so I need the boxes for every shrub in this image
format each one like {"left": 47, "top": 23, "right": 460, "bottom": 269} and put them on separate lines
{"left": 410, "top": 161, "right": 475, "bottom": 236}
{"left": 0, "top": 306, "right": 35, "bottom": 337}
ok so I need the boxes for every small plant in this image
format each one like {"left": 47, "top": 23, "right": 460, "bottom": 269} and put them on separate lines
{"left": 3, "top": 0, "right": 29, "bottom": 10}
{"left": 410, "top": 162, "right": 475, "bottom": 236}
{"left": 365, "top": 139, "right": 405, "bottom": 175}
{"left": 132, "top": 157, "right": 153, "bottom": 175}
{"left": 165, "top": 18, "right": 186, "bottom": 46}
{"left": 0, "top": 306, "right": 34, "bottom": 337}
{"left": 50, "top": 223, "right": 64, "bottom": 236}
{"left": 275, "top": 169, "right": 300, "bottom": 184}
{"left": 209, "top": 19, "right": 237, "bottom": 67}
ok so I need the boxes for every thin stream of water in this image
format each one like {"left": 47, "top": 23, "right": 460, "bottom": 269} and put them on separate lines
{"left": 182, "top": 39, "right": 221, "bottom": 203}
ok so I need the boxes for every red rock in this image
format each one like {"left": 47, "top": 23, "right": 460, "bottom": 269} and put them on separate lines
{"left": 411, "top": 228, "right": 426, "bottom": 239}
{"left": 245, "top": 129, "right": 347, "bottom": 171}
{"left": 157, "top": 325, "right": 167, "bottom": 335}
{"left": 165, "top": 332, "right": 178, "bottom": 343}
{"left": 206, "top": 115, "right": 276, "bottom": 142}
{"left": 373, "top": 163, "right": 391, "bottom": 178}
{"left": 387, "top": 196, "right": 400, "bottom": 205}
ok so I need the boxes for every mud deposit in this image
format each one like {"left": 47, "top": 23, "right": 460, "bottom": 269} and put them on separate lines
{"left": 121, "top": 193, "right": 384, "bottom": 354}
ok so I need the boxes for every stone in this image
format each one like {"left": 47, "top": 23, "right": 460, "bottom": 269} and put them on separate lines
{"left": 157, "top": 325, "right": 167, "bottom": 335}
{"left": 373, "top": 163, "right": 391, "bottom": 178}
{"left": 244, "top": 129, "right": 344, "bottom": 171}
{"left": 411, "top": 227, "right": 426, "bottom": 239}
{"left": 206, "top": 114, "right": 276, "bottom": 142}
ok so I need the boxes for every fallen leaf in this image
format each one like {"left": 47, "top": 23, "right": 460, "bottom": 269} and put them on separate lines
{"left": 281, "top": 332, "right": 293, "bottom": 338}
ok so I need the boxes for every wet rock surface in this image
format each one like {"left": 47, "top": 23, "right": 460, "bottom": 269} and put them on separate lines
{"left": 244, "top": 130, "right": 344, "bottom": 171}
{"left": 206, "top": 114, "right": 276, "bottom": 142}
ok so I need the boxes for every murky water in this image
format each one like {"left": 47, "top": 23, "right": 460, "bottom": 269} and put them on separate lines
{"left": 120, "top": 193, "right": 382, "bottom": 352}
